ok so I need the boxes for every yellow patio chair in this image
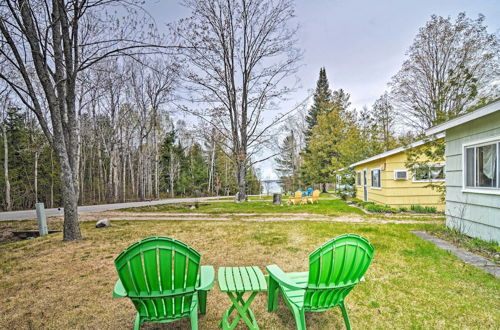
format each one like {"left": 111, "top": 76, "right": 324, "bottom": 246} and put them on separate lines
{"left": 288, "top": 191, "right": 304, "bottom": 205}
{"left": 307, "top": 190, "right": 321, "bottom": 204}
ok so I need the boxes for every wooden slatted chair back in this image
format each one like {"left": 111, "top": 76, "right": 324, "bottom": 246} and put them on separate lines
{"left": 312, "top": 190, "right": 320, "bottom": 202}
{"left": 114, "top": 237, "right": 201, "bottom": 321}
{"left": 304, "top": 234, "right": 374, "bottom": 311}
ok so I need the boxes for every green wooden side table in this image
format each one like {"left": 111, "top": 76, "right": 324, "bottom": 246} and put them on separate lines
{"left": 218, "top": 266, "right": 268, "bottom": 329}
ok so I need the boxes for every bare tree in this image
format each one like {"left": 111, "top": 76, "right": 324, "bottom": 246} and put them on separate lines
{"left": 390, "top": 13, "right": 500, "bottom": 132}
{"left": 371, "top": 92, "right": 397, "bottom": 151}
{"left": 0, "top": 86, "right": 11, "bottom": 211}
{"left": 0, "top": 0, "right": 165, "bottom": 240}
{"left": 145, "top": 59, "right": 180, "bottom": 199}
{"left": 175, "top": 0, "right": 301, "bottom": 201}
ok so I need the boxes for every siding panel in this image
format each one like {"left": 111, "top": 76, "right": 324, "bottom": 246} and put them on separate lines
{"left": 444, "top": 110, "right": 500, "bottom": 243}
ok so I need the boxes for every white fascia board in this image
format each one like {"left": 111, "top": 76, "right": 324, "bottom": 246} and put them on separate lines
{"left": 426, "top": 100, "right": 500, "bottom": 135}
{"left": 349, "top": 133, "right": 445, "bottom": 168}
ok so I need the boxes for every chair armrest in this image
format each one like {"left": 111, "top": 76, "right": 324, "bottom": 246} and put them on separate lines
{"left": 266, "top": 265, "right": 307, "bottom": 290}
{"left": 197, "top": 265, "right": 215, "bottom": 291}
{"left": 113, "top": 279, "right": 127, "bottom": 298}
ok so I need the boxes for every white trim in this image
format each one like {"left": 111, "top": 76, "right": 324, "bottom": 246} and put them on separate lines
{"left": 462, "top": 137, "right": 500, "bottom": 190}
{"left": 426, "top": 100, "right": 500, "bottom": 135}
{"left": 349, "top": 133, "right": 445, "bottom": 168}
{"left": 412, "top": 179, "right": 446, "bottom": 183}
{"left": 462, "top": 188, "right": 500, "bottom": 196}
{"left": 356, "top": 171, "right": 362, "bottom": 186}
{"left": 411, "top": 164, "right": 445, "bottom": 183}
{"left": 393, "top": 170, "right": 408, "bottom": 180}
{"left": 370, "top": 168, "right": 382, "bottom": 188}
{"left": 462, "top": 134, "right": 500, "bottom": 148}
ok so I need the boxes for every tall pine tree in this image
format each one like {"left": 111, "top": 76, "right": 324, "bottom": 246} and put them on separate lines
{"left": 305, "top": 68, "right": 332, "bottom": 136}
{"left": 302, "top": 89, "right": 363, "bottom": 192}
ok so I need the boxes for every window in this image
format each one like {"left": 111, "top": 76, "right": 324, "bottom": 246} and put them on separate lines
{"left": 371, "top": 169, "right": 381, "bottom": 188}
{"left": 357, "top": 172, "right": 362, "bottom": 186}
{"left": 394, "top": 170, "right": 408, "bottom": 180}
{"left": 412, "top": 164, "right": 445, "bottom": 182}
{"left": 464, "top": 140, "right": 499, "bottom": 190}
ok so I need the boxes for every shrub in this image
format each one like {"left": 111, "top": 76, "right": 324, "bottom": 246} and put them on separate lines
{"left": 365, "top": 203, "right": 399, "bottom": 213}
{"left": 350, "top": 198, "right": 364, "bottom": 205}
{"left": 410, "top": 205, "right": 437, "bottom": 213}
{"left": 360, "top": 201, "right": 375, "bottom": 208}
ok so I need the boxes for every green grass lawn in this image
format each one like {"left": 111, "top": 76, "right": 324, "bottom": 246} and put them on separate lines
{"left": 121, "top": 198, "right": 365, "bottom": 216}
{"left": 248, "top": 193, "right": 335, "bottom": 201}
{"left": 0, "top": 219, "right": 498, "bottom": 329}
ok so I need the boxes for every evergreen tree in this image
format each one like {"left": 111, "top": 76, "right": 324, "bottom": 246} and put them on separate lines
{"left": 245, "top": 167, "right": 262, "bottom": 196}
{"left": 160, "top": 131, "right": 182, "bottom": 197}
{"left": 305, "top": 68, "right": 332, "bottom": 136}
{"left": 301, "top": 89, "right": 364, "bottom": 191}
{"left": 187, "top": 143, "right": 208, "bottom": 194}
{"left": 0, "top": 107, "right": 55, "bottom": 210}
{"left": 275, "top": 132, "right": 299, "bottom": 191}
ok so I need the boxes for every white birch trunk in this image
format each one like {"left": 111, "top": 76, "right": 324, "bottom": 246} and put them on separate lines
{"left": 2, "top": 123, "right": 11, "bottom": 211}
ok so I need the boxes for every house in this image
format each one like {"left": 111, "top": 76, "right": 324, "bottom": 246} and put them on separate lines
{"left": 427, "top": 100, "right": 500, "bottom": 243}
{"left": 350, "top": 134, "right": 446, "bottom": 211}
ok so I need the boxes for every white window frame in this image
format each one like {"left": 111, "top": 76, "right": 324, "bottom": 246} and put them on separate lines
{"left": 462, "top": 135, "right": 500, "bottom": 195}
{"left": 412, "top": 164, "right": 445, "bottom": 183}
{"left": 357, "top": 171, "right": 362, "bottom": 186}
{"left": 393, "top": 170, "right": 408, "bottom": 181}
{"left": 370, "top": 168, "right": 382, "bottom": 189}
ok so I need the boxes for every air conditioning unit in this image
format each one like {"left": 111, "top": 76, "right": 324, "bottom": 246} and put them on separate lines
{"left": 394, "top": 170, "right": 408, "bottom": 180}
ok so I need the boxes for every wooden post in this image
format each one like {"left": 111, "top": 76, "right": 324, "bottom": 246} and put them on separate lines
{"left": 35, "top": 202, "right": 48, "bottom": 236}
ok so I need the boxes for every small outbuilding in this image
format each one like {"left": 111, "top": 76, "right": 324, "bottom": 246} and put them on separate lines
{"left": 427, "top": 100, "right": 500, "bottom": 243}
{"left": 349, "top": 135, "right": 446, "bottom": 211}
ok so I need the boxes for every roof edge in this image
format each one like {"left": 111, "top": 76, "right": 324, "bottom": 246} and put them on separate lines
{"left": 426, "top": 99, "right": 500, "bottom": 135}
{"left": 349, "top": 132, "right": 445, "bottom": 168}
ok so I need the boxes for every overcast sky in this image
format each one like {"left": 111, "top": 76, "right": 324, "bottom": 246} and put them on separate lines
{"left": 145, "top": 0, "right": 500, "bottom": 180}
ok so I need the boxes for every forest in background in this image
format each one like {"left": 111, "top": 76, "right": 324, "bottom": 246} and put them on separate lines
{"left": 0, "top": 58, "right": 261, "bottom": 210}
{"left": 0, "top": 4, "right": 499, "bottom": 216}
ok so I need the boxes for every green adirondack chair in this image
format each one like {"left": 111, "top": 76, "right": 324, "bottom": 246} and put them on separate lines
{"left": 266, "top": 234, "right": 374, "bottom": 330}
{"left": 113, "top": 236, "right": 215, "bottom": 330}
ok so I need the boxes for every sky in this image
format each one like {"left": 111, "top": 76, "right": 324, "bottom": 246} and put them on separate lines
{"left": 145, "top": 0, "right": 500, "bottom": 181}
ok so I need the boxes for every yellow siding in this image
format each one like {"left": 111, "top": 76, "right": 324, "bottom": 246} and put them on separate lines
{"left": 353, "top": 147, "right": 445, "bottom": 211}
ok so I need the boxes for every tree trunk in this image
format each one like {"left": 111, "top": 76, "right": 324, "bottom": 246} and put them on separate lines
{"left": 128, "top": 153, "right": 135, "bottom": 198}
{"left": 97, "top": 147, "right": 103, "bottom": 202}
{"left": 208, "top": 136, "right": 215, "bottom": 195}
{"left": 58, "top": 150, "right": 82, "bottom": 241}
{"left": 138, "top": 143, "right": 145, "bottom": 200}
{"left": 122, "top": 153, "right": 127, "bottom": 202}
{"left": 236, "top": 161, "right": 246, "bottom": 202}
{"left": 154, "top": 132, "right": 159, "bottom": 199}
{"left": 109, "top": 148, "right": 119, "bottom": 202}
{"left": 322, "top": 183, "right": 327, "bottom": 193}
{"left": 34, "top": 151, "right": 39, "bottom": 203}
{"left": 50, "top": 149, "right": 54, "bottom": 208}
{"left": 79, "top": 147, "right": 84, "bottom": 204}
{"left": 169, "top": 149, "right": 175, "bottom": 198}
{"left": 2, "top": 123, "right": 11, "bottom": 211}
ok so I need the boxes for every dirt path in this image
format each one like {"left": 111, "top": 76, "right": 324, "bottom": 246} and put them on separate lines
{"left": 75, "top": 211, "right": 440, "bottom": 224}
